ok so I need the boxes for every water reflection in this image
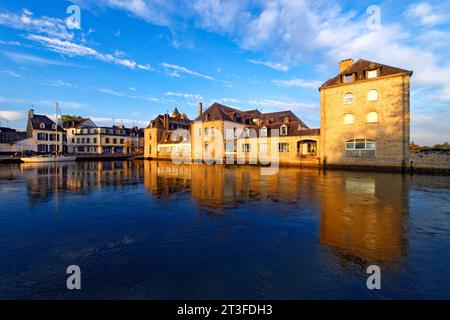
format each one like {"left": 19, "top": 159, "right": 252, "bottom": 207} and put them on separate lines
{"left": 1, "top": 160, "right": 412, "bottom": 267}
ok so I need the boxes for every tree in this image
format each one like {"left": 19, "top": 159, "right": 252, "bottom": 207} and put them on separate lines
{"left": 61, "top": 115, "right": 82, "bottom": 122}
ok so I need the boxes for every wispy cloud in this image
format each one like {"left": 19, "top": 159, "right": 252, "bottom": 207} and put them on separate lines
{"left": 406, "top": 2, "right": 449, "bottom": 26}
{"left": 1, "top": 70, "right": 22, "bottom": 78}
{"left": 26, "top": 34, "right": 152, "bottom": 70}
{"left": 272, "top": 78, "right": 322, "bottom": 89}
{"left": 161, "top": 62, "right": 215, "bottom": 80}
{"left": 0, "top": 8, "right": 73, "bottom": 39}
{"left": 249, "top": 99, "right": 317, "bottom": 111}
{"left": 165, "top": 91, "right": 203, "bottom": 100}
{"left": 247, "top": 59, "right": 289, "bottom": 72}
{"left": 3, "top": 51, "right": 80, "bottom": 67}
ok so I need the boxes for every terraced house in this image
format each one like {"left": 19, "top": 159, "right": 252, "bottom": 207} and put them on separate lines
{"left": 64, "top": 118, "right": 132, "bottom": 155}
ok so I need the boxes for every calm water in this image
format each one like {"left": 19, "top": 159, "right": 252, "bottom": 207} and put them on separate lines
{"left": 0, "top": 160, "right": 449, "bottom": 299}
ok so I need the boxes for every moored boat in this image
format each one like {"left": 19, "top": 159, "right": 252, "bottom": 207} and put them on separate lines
{"left": 20, "top": 155, "right": 76, "bottom": 163}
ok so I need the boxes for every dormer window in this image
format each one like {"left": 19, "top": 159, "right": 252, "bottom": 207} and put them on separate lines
{"left": 52, "top": 124, "right": 57, "bottom": 130}
{"left": 343, "top": 74, "right": 353, "bottom": 83}
{"left": 280, "top": 125, "right": 288, "bottom": 136}
{"left": 367, "top": 70, "right": 378, "bottom": 79}
{"left": 260, "top": 126, "right": 267, "bottom": 137}
{"left": 40, "top": 123, "right": 45, "bottom": 129}
{"left": 205, "top": 114, "right": 210, "bottom": 121}
{"left": 284, "top": 117, "right": 289, "bottom": 123}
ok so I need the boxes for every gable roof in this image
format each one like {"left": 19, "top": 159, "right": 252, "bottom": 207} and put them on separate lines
{"left": 30, "top": 114, "right": 65, "bottom": 131}
{"left": 320, "top": 59, "right": 413, "bottom": 89}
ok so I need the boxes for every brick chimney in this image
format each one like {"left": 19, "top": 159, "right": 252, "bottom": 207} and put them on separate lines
{"left": 28, "top": 109, "right": 34, "bottom": 119}
{"left": 339, "top": 58, "right": 354, "bottom": 73}
{"left": 198, "top": 102, "right": 203, "bottom": 116}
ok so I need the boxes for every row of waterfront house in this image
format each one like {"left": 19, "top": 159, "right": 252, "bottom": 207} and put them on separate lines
{"left": 1, "top": 58, "right": 447, "bottom": 171}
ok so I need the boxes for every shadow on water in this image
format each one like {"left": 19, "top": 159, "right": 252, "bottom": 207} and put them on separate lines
{"left": 0, "top": 160, "right": 449, "bottom": 299}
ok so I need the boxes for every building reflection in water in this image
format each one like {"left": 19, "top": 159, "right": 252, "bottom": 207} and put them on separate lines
{"left": 319, "top": 172, "right": 408, "bottom": 266}
{"left": 6, "top": 160, "right": 408, "bottom": 267}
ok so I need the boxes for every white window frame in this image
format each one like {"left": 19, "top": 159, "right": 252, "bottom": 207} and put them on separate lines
{"left": 344, "top": 93, "right": 354, "bottom": 104}
{"left": 367, "top": 89, "right": 378, "bottom": 101}
{"left": 260, "top": 126, "right": 267, "bottom": 137}
{"left": 367, "top": 70, "right": 378, "bottom": 79}
{"left": 367, "top": 111, "right": 378, "bottom": 123}
{"left": 344, "top": 113, "right": 354, "bottom": 125}
{"left": 280, "top": 125, "right": 288, "bottom": 136}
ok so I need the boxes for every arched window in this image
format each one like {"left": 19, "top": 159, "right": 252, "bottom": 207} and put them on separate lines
{"left": 52, "top": 124, "right": 57, "bottom": 130}
{"left": 367, "top": 111, "right": 378, "bottom": 123}
{"left": 204, "top": 127, "right": 208, "bottom": 136}
{"left": 344, "top": 113, "right": 354, "bottom": 125}
{"left": 345, "top": 139, "right": 376, "bottom": 157}
{"left": 368, "top": 89, "right": 378, "bottom": 101}
{"left": 344, "top": 93, "right": 354, "bottom": 104}
{"left": 280, "top": 125, "right": 288, "bottom": 135}
{"left": 260, "top": 126, "right": 267, "bottom": 137}
{"left": 40, "top": 123, "right": 45, "bottom": 129}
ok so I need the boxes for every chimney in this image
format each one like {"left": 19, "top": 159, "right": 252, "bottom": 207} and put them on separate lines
{"left": 198, "top": 102, "right": 203, "bottom": 116}
{"left": 339, "top": 58, "right": 354, "bottom": 73}
{"left": 163, "top": 113, "right": 169, "bottom": 130}
{"left": 28, "top": 109, "right": 34, "bottom": 119}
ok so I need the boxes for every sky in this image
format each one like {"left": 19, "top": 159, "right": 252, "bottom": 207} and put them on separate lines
{"left": 0, "top": 0, "right": 449, "bottom": 145}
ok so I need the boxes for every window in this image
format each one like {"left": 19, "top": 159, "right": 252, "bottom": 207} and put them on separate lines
{"left": 211, "top": 127, "right": 215, "bottom": 136}
{"left": 86, "top": 138, "right": 90, "bottom": 144}
{"left": 40, "top": 123, "right": 45, "bottom": 129}
{"left": 368, "top": 89, "right": 378, "bottom": 101}
{"left": 72, "top": 138, "right": 75, "bottom": 143}
{"left": 280, "top": 125, "right": 288, "bottom": 136}
{"left": 198, "top": 127, "right": 202, "bottom": 136}
{"left": 367, "top": 70, "right": 377, "bottom": 79}
{"left": 120, "top": 138, "right": 124, "bottom": 144}
{"left": 105, "top": 138, "right": 110, "bottom": 144}
{"left": 284, "top": 117, "right": 290, "bottom": 123}
{"left": 242, "top": 143, "right": 251, "bottom": 153}
{"left": 260, "top": 126, "right": 267, "bottom": 137}
{"left": 37, "top": 133, "right": 46, "bottom": 141}
{"left": 344, "top": 113, "right": 354, "bottom": 125}
{"left": 259, "top": 143, "right": 268, "bottom": 154}
{"left": 244, "top": 128, "right": 250, "bottom": 138}
{"left": 345, "top": 139, "right": 376, "bottom": 157}
{"left": 344, "top": 93, "right": 354, "bottom": 104}
{"left": 204, "top": 128, "right": 208, "bottom": 136}
{"left": 81, "top": 138, "right": 85, "bottom": 143}
{"left": 278, "top": 142, "right": 289, "bottom": 153}
{"left": 343, "top": 74, "right": 353, "bottom": 83}
{"left": 233, "top": 127, "right": 237, "bottom": 137}
{"left": 77, "top": 138, "right": 80, "bottom": 144}
{"left": 113, "top": 138, "right": 117, "bottom": 144}
{"left": 367, "top": 111, "right": 378, "bottom": 123}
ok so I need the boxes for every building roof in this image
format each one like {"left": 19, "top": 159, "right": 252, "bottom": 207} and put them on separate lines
{"left": 0, "top": 128, "right": 27, "bottom": 143}
{"left": 158, "top": 131, "right": 188, "bottom": 144}
{"left": 240, "top": 121, "right": 318, "bottom": 138}
{"left": 195, "top": 102, "right": 309, "bottom": 128}
{"left": 63, "top": 118, "right": 93, "bottom": 128}
{"left": 147, "top": 113, "right": 191, "bottom": 129}
{"left": 320, "top": 59, "right": 413, "bottom": 89}
{"left": 30, "top": 114, "right": 65, "bottom": 131}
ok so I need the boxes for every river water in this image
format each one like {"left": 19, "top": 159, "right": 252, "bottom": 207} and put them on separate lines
{"left": 0, "top": 160, "right": 449, "bottom": 299}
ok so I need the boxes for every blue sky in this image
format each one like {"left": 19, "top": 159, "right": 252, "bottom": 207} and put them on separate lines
{"left": 0, "top": 0, "right": 449, "bottom": 145}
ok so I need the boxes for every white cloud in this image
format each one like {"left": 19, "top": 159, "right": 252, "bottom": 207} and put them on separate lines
{"left": 0, "top": 110, "right": 24, "bottom": 121}
{"left": 161, "top": 62, "right": 215, "bottom": 80}
{"left": 249, "top": 99, "right": 317, "bottom": 111}
{"left": 129, "top": 86, "right": 136, "bottom": 91}
{"left": 272, "top": 78, "right": 322, "bottom": 89}
{"left": 89, "top": 116, "right": 149, "bottom": 128}
{"left": 1, "top": 70, "right": 22, "bottom": 78}
{"left": 406, "top": 2, "right": 449, "bottom": 26}
{"left": 247, "top": 59, "right": 289, "bottom": 72}
{"left": 0, "top": 8, "right": 73, "bottom": 39}
{"left": 165, "top": 91, "right": 203, "bottom": 100}
{"left": 26, "top": 34, "right": 152, "bottom": 71}
{"left": 3, "top": 51, "right": 79, "bottom": 67}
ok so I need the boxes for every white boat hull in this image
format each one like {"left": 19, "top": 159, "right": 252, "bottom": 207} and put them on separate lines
{"left": 20, "top": 156, "right": 77, "bottom": 163}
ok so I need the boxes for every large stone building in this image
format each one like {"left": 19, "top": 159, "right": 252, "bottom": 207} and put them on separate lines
{"left": 143, "top": 58, "right": 416, "bottom": 170}
{"left": 319, "top": 59, "right": 412, "bottom": 169}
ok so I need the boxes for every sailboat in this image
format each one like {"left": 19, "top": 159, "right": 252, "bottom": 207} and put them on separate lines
{"left": 21, "top": 103, "right": 77, "bottom": 163}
